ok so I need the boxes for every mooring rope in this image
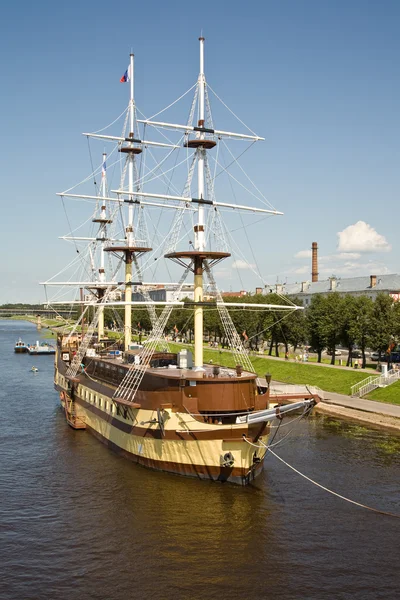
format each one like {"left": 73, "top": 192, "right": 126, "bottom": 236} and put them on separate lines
{"left": 244, "top": 436, "right": 400, "bottom": 519}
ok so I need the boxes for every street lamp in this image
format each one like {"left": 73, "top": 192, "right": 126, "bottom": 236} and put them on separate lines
{"left": 265, "top": 372, "right": 272, "bottom": 408}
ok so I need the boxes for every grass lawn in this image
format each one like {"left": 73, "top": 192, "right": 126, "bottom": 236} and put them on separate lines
{"left": 166, "top": 342, "right": 368, "bottom": 396}
{"left": 366, "top": 381, "right": 400, "bottom": 405}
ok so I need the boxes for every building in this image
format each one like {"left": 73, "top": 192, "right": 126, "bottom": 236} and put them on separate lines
{"left": 221, "top": 290, "right": 248, "bottom": 298}
{"left": 132, "top": 285, "right": 194, "bottom": 303}
{"left": 262, "top": 274, "right": 400, "bottom": 306}
{"left": 84, "top": 289, "right": 122, "bottom": 302}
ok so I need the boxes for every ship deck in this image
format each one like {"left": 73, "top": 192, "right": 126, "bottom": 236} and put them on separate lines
{"left": 145, "top": 364, "right": 257, "bottom": 381}
{"left": 91, "top": 352, "right": 257, "bottom": 382}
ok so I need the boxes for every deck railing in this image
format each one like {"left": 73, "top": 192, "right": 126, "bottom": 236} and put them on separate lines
{"left": 270, "top": 384, "right": 324, "bottom": 400}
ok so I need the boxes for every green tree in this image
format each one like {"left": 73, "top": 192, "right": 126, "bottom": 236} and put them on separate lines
{"left": 349, "top": 296, "right": 374, "bottom": 368}
{"left": 340, "top": 295, "right": 358, "bottom": 366}
{"left": 369, "top": 293, "right": 395, "bottom": 362}
{"left": 285, "top": 298, "right": 307, "bottom": 352}
{"left": 307, "top": 294, "right": 328, "bottom": 363}
{"left": 392, "top": 300, "right": 400, "bottom": 342}
{"left": 321, "top": 294, "right": 345, "bottom": 365}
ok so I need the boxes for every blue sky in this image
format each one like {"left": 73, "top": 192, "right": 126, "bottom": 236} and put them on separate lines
{"left": 0, "top": 0, "right": 399, "bottom": 302}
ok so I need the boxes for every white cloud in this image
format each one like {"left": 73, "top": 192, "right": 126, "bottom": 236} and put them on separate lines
{"left": 319, "top": 260, "right": 390, "bottom": 276}
{"left": 319, "top": 252, "right": 361, "bottom": 263}
{"left": 292, "top": 266, "right": 309, "bottom": 275}
{"left": 337, "top": 221, "right": 391, "bottom": 253}
{"left": 214, "top": 268, "right": 230, "bottom": 279}
{"left": 294, "top": 250, "right": 312, "bottom": 259}
{"left": 232, "top": 259, "right": 255, "bottom": 269}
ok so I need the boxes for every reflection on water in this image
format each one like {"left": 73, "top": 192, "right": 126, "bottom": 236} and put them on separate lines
{"left": 0, "top": 320, "right": 399, "bottom": 600}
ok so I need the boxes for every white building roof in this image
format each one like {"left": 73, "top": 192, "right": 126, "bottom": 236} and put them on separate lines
{"left": 265, "top": 274, "right": 400, "bottom": 296}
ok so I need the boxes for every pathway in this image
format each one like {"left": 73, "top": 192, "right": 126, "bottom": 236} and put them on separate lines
{"left": 266, "top": 379, "right": 400, "bottom": 420}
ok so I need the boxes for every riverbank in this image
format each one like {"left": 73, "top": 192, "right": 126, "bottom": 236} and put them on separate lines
{"left": 315, "top": 402, "right": 400, "bottom": 434}
{"left": 315, "top": 390, "right": 400, "bottom": 434}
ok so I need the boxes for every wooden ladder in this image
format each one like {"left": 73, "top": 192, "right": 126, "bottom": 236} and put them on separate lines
{"left": 64, "top": 394, "right": 86, "bottom": 430}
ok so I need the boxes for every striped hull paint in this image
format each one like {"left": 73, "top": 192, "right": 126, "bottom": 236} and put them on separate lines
{"left": 88, "top": 425, "right": 265, "bottom": 484}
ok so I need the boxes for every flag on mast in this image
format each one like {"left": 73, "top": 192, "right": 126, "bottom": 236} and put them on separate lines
{"left": 102, "top": 158, "right": 106, "bottom": 178}
{"left": 120, "top": 65, "right": 131, "bottom": 83}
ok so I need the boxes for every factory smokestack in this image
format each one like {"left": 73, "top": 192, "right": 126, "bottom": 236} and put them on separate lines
{"left": 312, "top": 242, "right": 318, "bottom": 282}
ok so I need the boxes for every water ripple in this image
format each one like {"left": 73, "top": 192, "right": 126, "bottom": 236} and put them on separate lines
{"left": 0, "top": 320, "right": 399, "bottom": 600}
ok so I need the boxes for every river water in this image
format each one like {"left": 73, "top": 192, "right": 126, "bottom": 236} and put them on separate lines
{"left": 0, "top": 319, "right": 399, "bottom": 600}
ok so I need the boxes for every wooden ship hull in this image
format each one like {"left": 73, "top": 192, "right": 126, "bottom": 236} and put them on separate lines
{"left": 55, "top": 344, "right": 270, "bottom": 485}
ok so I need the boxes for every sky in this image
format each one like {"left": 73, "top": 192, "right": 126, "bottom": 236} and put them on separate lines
{"left": 0, "top": 0, "right": 399, "bottom": 303}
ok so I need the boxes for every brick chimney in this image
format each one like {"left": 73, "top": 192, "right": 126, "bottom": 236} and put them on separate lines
{"left": 370, "top": 274, "right": 377, "bottom": 288}
{"left": 312, "top": 242, "right": 318, "bottom": 282}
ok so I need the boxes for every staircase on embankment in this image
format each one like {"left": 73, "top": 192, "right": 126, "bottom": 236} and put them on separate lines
{"left": 351, "top": 369, "right": 400, "bottom": 398}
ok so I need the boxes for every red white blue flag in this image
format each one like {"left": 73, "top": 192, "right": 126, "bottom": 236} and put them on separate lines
{"left": 120, "top": 65, "right": 131, "bottom": 83}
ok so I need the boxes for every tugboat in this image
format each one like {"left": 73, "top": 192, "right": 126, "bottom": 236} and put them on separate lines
{"left": 14, "top": 339, "right": 29, "bottom": 353}
{"left": 43, "top": 38, "right": 317, "bottom": 484}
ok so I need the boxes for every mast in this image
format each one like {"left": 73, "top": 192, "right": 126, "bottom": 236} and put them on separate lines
{"left": 193, "top": 37, "right": 206, "bottom": 369}
{"left": 97, "top": 152, "right": 107, "bottom": 338}
{"left": 165, "top": 38, "right": 231, "bottom": 368}
{"left": 124, "top": 53, "right": 135, "bottom": 350}
{"left": 103, "top": 53, "right": 152, "bottom": 352}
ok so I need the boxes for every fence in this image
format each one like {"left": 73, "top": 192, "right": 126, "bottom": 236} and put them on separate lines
{"left": 270, "top": 383, "right": 324, "bottom": 400}
{"left": 351, "top": 369, "right": 400, "bottom": 397}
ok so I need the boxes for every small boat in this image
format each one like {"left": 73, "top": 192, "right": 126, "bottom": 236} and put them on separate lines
{"left": 31, "top": 366, "right": 39, "bottom": 372}
{"left": 14, "top": 339, "right": 29, "bottom": 353}
{"left": 28, "top": 341, "right": 56, "bottom": 355}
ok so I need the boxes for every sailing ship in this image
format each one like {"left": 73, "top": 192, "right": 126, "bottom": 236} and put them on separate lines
{"left": 44, "top": 38, "right": 316, "bottom": 484}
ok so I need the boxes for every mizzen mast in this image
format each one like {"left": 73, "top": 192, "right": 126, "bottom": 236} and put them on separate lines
{"left": 91, "top": 152, "right": 112, "bottom": 339}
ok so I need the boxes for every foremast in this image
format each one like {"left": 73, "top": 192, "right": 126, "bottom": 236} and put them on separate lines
{"left": 192, "top": 37, "right": 226, "bottom": 369}
{"left": 194, "top": 37, "right": 206, "bottom": 370}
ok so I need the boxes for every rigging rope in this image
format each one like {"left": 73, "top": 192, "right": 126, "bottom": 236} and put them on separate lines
{"left": 268, "top": 446, "right": 400, "bottom": 519}
{"left": 206, "top": 82, "right": 259, "bottom": 137}
{"left": 243, "top": 437, "right": 400, "bottom": 519}
{"left": 92, "top": 106, "right": 129, "bottom": 134}
{"left": 145, "top": 82, "right": 197, "bottom": 121}
{"left": 86, "top": 137, "right": 98, "bottom": 194}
